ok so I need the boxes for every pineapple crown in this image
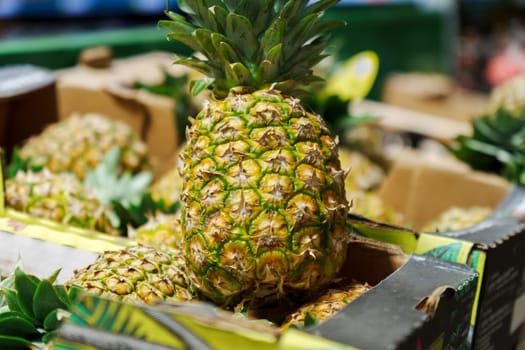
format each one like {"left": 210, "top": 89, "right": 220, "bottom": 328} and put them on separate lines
{"left": 160, "top": 0, "right": 344, "bottom": 99}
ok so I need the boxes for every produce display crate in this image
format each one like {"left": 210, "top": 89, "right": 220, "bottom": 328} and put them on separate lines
{"left": 353, "top": 151, "right": 525, "bottom": 350}
{"left": 0, "top": 225, "right": 478, "bottom": 350}
{"left": 0, "top": 157, "right": 479, "bottom": 349}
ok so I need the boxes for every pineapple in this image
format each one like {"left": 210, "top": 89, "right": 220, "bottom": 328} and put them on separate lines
{"left": 67, "top": 245, "right": 193, "bottom": 305}
{"left": 160, "top": 0, "right": 349, "bottom": 306}
{"left": 488, "top": 74, "right": 525, "bottom": 117}
{"left": 349, "top": 190, "right": 406, "bottom": 226}
{"left": 149, "top": 156, "right": 184, "bottom": 208}
{"left": 422, "top": 206, "right": 492, "bottom": 232}
{"left": 281, "top": 281, "right": 370, "bottom": 330}
{"left": 338, "top": 147, "right": 385, "bottom": 192}
{"left": 131, "top": 212, "right": 183, "bottom": 248}
{"left": 18, "top": 113, "right": 149, "bottom": 180}
{"left": 6, "top": 169, "right": 119, "bottom": 235}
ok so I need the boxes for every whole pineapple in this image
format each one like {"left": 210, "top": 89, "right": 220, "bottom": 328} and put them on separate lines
{"left": 6, "top": 169, "right": 118, "bottom": 235}
{"left": 131, "top": 212, "right": 183, "bottom": 248}
{"left": 338, "top": 147, "right": 385, "bottom": 192}
{"left": 161, "top": 0, "right": 349, "bottom": 306}
{"left": 488, "top": 74, "right": 525, "bottom": 117}
{"left": 281, "top": 281, "right": 370, "bottom": 330}
{"left": 18, "top": 113, "right": 150, "bottom": 180}
{"left": 68, "top": 245, "right": 193, "bottom": 305}
{"left": 149, "top": 156, "right": 184, "bottom": 208}
{"left": 422, "top": 206, "right": 492, "bottom": 232}
{"left": 349, "top": 190, "right": 406, "bottom": 226}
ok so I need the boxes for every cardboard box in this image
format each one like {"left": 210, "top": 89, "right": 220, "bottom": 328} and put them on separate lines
{"left": 0, "top": 163, "right": 478, "bottom": 349}
{"left": 379, "top": 149, "right": 511, "bottom": 230}
{"left": 354, "top": 151, "right": 525, "bottom": 349}
{"left": 0, "top": 65, "right": 58, "bottom": 160}
{"left": 9, "top": 232, "right": 474, "bottom": 350}
{"left": 307, "top": 238, "right": 478, "bottom": 350}
{"left": 56, "top": 51, "right": 197, "bottom": 177}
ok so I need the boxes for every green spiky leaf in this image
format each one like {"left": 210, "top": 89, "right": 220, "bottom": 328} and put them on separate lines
{"left": 191, "top": 78, "right": 215, "bottom": 96}
{"left": 84, "top": 146, "right": 154, "bottom": 230}
{"left": 0, "top": 335, "right": 33, "bottom": 350}
{"left": 112, "top": 193, "right": 181, "bottom": 233}
{"left": 0, "top": 265, "right": 18, "bottom": 312}
{"left": 0, "top": 267, "right": 81, "bottom": 348}
{"left": 33, "top": 280, "right": 68, "bottom": 323}
{"left": 14, "top": 268, "right": 39, "bottom": 320}
{"left": 303, "top": 312, "right": 320, "bottom": 328}
{"left": 43, "top": 309, "right": 61, "bottom": 331}
{"left": 450, "top": 105, "right": 525, "bottom": 184}
{"left": 42, "top": 330, "right": 59, "bottom": 344}
{"left": 2, "top": 289, "right": 23, "bottom": 315}
{"left": 6, "top": 147, "right": 43, "bottom": 179}
{"left": 0, "top": 313, "right": 40, "bottom": 337}
{"left": 225, "top": 13, "right": 258, "bottom": 60}
{"left": 160, "top": 0, "right": 344, "bottom": 97}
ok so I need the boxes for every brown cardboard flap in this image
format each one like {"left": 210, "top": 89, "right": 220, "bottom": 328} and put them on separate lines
{"left": 379, "top": 149, "right": 511, "bottom": 230}
{"left": 339, "top": 235, "right": 408, "bottom": 285}
{"left": 352, "top": 99, "right": 471, "bottom": 142}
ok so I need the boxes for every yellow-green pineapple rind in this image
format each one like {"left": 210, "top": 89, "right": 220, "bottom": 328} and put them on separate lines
{"left": 6, "top": 169, "right": 119, "bottom": 235}
{"left": 132, "top": 212, "right": 184, "bottom": 248}
{"left": 281, "top": 281, "right": 371, "bottom": 329}
{"left": 19, "top": 113, "right": 150, "bottom": 180}
{"left": 162, "top": 0, "right": 347, "bottom": 307}
{"left": 67, "top": 245, "right": 193, "bottom": 305}
{"left": 180, "top": 88, "right": 349, "bottom": 306}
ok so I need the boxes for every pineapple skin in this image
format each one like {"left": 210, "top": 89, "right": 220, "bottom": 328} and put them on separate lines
{"left": 133, "top": 212, "right": 183, "bottom": 249}
{"left": 6, "top": 169, "right": 119, "bottom": 235}
{"left": 422, "top": 206, "right": 492, "bottom": 232}
{"left": 180, "top": 87, "right": 349, "bottom": 306}
{"left": 68, "top": 245, "right": 193, "bottom": 305}
{"left": 19, "top": 113, "right": 150, "bottom": 180}
{"left": 488, "top": 74, "right": 525, "bottom": 117}
{"left": 150, "top": 160, "right": 184, "bottom": 208}
{"left": 281, "top": 282, "right": 371, "bottom": 330}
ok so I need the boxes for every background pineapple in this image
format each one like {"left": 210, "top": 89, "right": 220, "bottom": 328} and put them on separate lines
{"left": 149, "top": 154, "right": 184, "bottom": 209}
{"left": 130, "top": 212, "right": 183, "bottom": 249}
{"left": 422, "top": 206, "right": 492, "bottom": 232}
{"left": 16, "top": 113, "right": 150, "bottom": 180}
{"left": 281, "top": 281, "right": 371, "bottom": 330}
{"left": 338, "top": 147, "right": 385, "bottom": 192}
{"left": 67, "top": 245, "right": 193, "bottom": 305}
{"left": 488, "top": 74, "right": 525, "bottom": 117}
{"left": 6, "top": 169, "right": 119, "bottom": 235}
{"left": 160, "top": 0, "right": 349, "bottom": 307}
{"left": 450, "top": 74, "right": 525, "bottom": 185}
